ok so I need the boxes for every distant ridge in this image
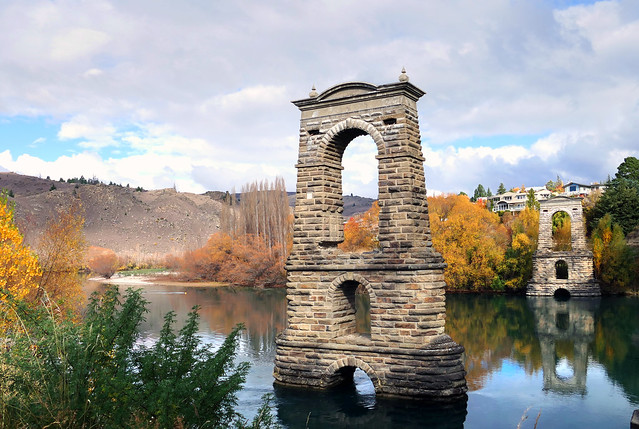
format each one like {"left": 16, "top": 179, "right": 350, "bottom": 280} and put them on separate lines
{"left": 1, "top": 172, "right": 375, "bottom": 259}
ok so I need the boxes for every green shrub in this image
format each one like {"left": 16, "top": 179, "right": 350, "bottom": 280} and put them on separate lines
{"left": 0, "top": 286, "right": 278, "bottom": 428}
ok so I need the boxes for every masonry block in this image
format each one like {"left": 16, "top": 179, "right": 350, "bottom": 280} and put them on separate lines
{"left": 273, "top": 78, "right": 467, "bottom": 401}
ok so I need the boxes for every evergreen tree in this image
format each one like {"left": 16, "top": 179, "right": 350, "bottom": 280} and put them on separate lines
{"left": 526, "top": 188, "right": 539, "bottom": 210}
{"left": 472, "top": 184, "right": 487, "bottom": 202}
{"left": 591, "top": 156, "right": 639, "bottom": 235}
{"left": 486, "top": 187, "right": 493, "bottom": 197}
{"left": 497, "top": 183, "right": 506, "bottom": 195}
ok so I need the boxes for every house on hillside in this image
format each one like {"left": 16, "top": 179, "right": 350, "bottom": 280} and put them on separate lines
{"left": 563, "top": 181, "right": 606, "bottom": 197}
{"left": 488, "top": 187, "right": 552, "bottom": 212}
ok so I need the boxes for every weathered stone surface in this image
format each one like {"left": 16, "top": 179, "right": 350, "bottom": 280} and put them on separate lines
{"left": 631, "top": 409, "right": 639, "bottom": 429}
{"left": 273, "top": 79, "right": 467, "bottom": 400}
{"left": 527, "top": 196, "right": 600, "bottom": 296}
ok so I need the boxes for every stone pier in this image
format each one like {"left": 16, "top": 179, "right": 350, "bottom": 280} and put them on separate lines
{"left": 273, "top": 72, "right": 467, "bottom": 400}
{"left": 527, "top": 196, "right": 600, "bottom": 296}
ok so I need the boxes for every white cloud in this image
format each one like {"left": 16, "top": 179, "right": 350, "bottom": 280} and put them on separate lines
{"left": 0, "top": 0, "right": 637, "bottom": 197}
{"left": 50, "top": 27, "right": 110, "bottom": 62}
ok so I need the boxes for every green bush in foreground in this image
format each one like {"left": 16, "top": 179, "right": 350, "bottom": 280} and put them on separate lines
{"left": 0, "top": 286, "right": 278, "bottom": 428}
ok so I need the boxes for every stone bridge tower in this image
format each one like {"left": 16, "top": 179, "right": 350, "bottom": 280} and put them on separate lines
{"left": 273, "top": 72, "right": 467, "bottom": 400}
{"left": 527, "top": 196, "right": 599, "bottom": 296}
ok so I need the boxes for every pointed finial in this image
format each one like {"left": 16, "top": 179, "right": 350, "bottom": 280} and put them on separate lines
{"left": 309, "top": 84, "right": 318, "bottom": 98}
{"left": 399, "top": 67, "right": 409, "bottom": 82}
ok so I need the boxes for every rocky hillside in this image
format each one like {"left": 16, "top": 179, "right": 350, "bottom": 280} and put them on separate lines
{"left": 2, "top": 172, "right": 375, "bottom": 262}
{"left": 1, "top": 172, "right": 224, "bottom": 260}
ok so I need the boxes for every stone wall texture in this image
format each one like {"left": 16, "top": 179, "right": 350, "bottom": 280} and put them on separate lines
{"left": 527, "top": 196, "right": 600, "bottom": 296}
{"left": 273, "top": 79, "right": 467, "bottom": 400}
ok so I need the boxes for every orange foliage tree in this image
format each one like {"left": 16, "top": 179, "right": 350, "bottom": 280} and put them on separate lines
{"left": 221, "top": 177, "right": 292, "bottom": 266}
{"left": 0, "top": 191, "right": 41, "bottom": 329}
{"left": 592, "top": 214, "right": 637, "bottom": 292}
{"left": 87, "top": 246, "right": 119, "bottom": 279}
{"left": 497, "top": 207, "right": 539, "bottom": 290}
{"left": 339, "top": 201, "right": 380, "bottom": 252}
{"left": 180, "top": 232, "right": 285, "bottom": 287}
{"left": 552, "top": 211, "right": 572, "bottom": 251}
{"left": 428, "top": 194, "right": 509, "bottom": 291}
{"left": 36, "top": 199, "right": 87, "bottom": 314}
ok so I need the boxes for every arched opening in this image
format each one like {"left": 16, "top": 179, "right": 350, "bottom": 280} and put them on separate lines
{"left": 329, "top": 366, "right": 377, "bottom": 410}
{"left": 338, "top": 134, "right": 380, "bottom": 253}
{"left": 552, "top": 211, "right": 572, "bottom": 251}
{"left": 555, "top": 260, "right": 569, "bottom": 280}
{"left": 333, "top": 281, "right": 371, "bottom": 337}
{"left": 555, "top": 357, "right": 575, "bottom": 381}
{"left": 554, "top": 288, "right": 571, "bottom": 300}
{"left": 554, "top": 339, "right": 576, "bottom": 381}
{"left": 342, "top": 135, "right": 378, "bottom": 200}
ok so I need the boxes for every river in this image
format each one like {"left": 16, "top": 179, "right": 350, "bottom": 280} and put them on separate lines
{"left": 85, "top": 282, "right": 639, "bottom": 428}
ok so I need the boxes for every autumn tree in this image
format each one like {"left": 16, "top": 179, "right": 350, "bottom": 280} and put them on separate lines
{"left": 87, "top": 246, "right": 119, "bottom": 279}
{"left": 221, "top": 177, "right": 292, "bottom": 265}
{"left": 36, "top": 199, "right": 87, "bottom": 314}
{"left": 429, "top": 194, "right": 509, "bottom": 291}
{"left": 552, "top": 211, "right": 572, "bottom": 251}
{"left": 180, "top": 232, "right": 285, "bottom": 287}
{"left": 592, "top": 214, "right": 637, "bottom": 293}
{"left": 497, "top": 207, "right": 539, "bottom": 291}
{"left": 0, "top": 191, "right": 41, "bottom": 330}
{"left": 545, "top": 175, "right": 564, "bottom": 193}
{"left": 339, "top": 201, "right": 380, "bottom": 252}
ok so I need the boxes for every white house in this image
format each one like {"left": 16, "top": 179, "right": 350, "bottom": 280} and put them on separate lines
{"left": 488, "top": 187, "right": 552, "bottom": 212}
{"left": 563, "top": 182, "right": 606, "bottom": 197}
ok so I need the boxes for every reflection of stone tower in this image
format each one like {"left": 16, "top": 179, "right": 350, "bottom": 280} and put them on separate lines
{"left": 273, "top": 74, "right": 467, "bottom": 400}
{"left": 527, "top": 196, "right": 600, "bottom": 296}
{"left": 528, "top": 298, "right": 599, "bottom": 395}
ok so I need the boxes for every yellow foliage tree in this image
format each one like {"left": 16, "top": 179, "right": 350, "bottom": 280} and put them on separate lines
{"left": 498, "top": 207, "right": 539, "bottom": 290}
{"left": 552, "top": 211, "right": 572, "bottom": 251}
{"left": 592, "top": 213, "right": 636, "bottom": 292}
{"left": 0, "top": 192, "right": 41, "bottom": 330}
{"left": 429, "top": 194, "right": 509, "bottom": 291}
{"left": 339, "top": 201, "right": 380, "bottom": 252}
{"left": 36, "top": 199, "right": 87, "bottom": 314}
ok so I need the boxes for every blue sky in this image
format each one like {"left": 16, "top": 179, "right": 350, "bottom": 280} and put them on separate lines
{"left": 1, "top": 0, "right": 638, "bottom": 197}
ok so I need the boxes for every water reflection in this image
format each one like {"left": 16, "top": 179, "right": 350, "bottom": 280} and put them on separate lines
{"left": 444, "top": 294, "right": 639, "bottom": 404}
{"left": 445, "top": 294, "right": 542, "bottom": 390}
{"left": 84, "top": 283, "right": 639, "bottom": 428}
{"left": 274, "top": 381, "right": 468, "bottom": 429}
{"left": 528, "top": 297, "right": 598, "bottom": 395}
{"left": 85, "top": 283, "right": 286, "bottom": 360}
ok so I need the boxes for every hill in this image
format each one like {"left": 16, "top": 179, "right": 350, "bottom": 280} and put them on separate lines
{"left": 287, "top": 193, "right": 375, "bottom": 218}
{"left": 1, "top": 172, "right": 224, "bottom": 262}
{"left": 1, "top": 172, "right": 375, "bottom": 262}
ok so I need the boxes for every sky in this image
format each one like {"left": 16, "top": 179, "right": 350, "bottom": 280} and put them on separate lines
{"left": 0, "top": 0, "right": 638, "bottom": 198}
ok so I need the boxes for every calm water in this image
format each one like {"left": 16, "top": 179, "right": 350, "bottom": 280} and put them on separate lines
{"left": 87, "top": 283, "right": 639, "bottom": 428}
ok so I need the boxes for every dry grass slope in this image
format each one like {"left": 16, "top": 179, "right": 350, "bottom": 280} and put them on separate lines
{"left": 1, "top": 172, "right": 224, "bottom": 261}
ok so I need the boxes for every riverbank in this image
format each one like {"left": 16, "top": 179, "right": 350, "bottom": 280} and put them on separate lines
{"left": 87, "top": 272, "right": 230, "bottom": 288}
